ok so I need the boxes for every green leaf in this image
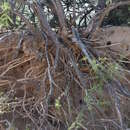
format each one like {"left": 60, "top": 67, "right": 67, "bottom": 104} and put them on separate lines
{"left": 1, "top": 2, "right": 11, "bottom": 11}
{"left": 0, "top": 2, "right": 12, "bottom": 28}
{"left": 55, "top": 99, "right": 61, "bottom": 110}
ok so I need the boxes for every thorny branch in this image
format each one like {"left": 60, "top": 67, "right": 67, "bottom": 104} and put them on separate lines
{"left": 0, "top": 0, "right": 130, "bottom": 130}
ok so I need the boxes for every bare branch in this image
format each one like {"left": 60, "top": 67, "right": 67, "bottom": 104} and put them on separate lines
{"left": 107, "top": 82, "right": 125, "bottom": 130}
{"left": 50, "top": 0, "right": 67, "bottom": 37}
{"left": 32, "top": 2, "right": 60, "bottom": 46}
{"left": 72, "top": 26, "right": 93, "bottom": 66}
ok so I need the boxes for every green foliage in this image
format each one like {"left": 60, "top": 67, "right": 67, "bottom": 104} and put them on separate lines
{"left": 0, "top": 2, "right": 13, "bottom": 28}
{"left": 84, "top": 90, "right": 93, "bottom": 111}
{"left": 26, "top": 127, "right": 30, "bottom": 130}
{"left": 91, "top": 57, "right": 120, "bottom": 80}
{"left": 107, "top": 62, "right": 120, "bottom": 79}
{"left": 84, "top": 81, "right": 104, "bottom": 111}
{"left": 9, "top": 126, "right": 16, "bottom": 130}
{"left": 91, "top": 59, "right": 100, "bottom": 73}
{"left": 1, "top": 2, "right": 10, "bottom": 11}
{"left": 97, "top": 98, "right": 111, "bottom": 108}
{"left": 55, "top": 99, "right": 61, "bottom": 110}
{"left": 82, "top": 56, "right": 120, "bottom": 110}
{"left": 68, "top": 111, "right": 84, "bottom": 130}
